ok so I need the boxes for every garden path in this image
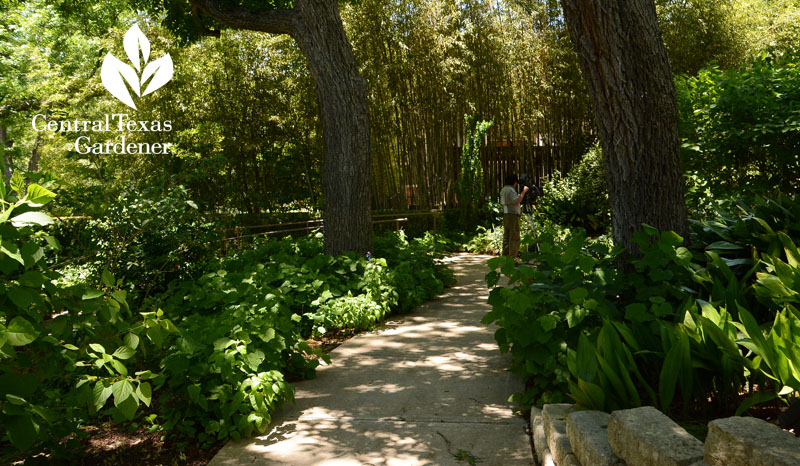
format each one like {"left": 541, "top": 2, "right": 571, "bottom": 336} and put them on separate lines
{"left": 208, "top": 253, "right": 533, "bottom": 466}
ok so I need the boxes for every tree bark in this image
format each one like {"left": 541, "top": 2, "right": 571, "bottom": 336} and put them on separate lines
{"left": 0, "top": 125, "right": 13, "bottom": 179}
{"left": 560, "top": 0, "right": 689, "bottom": 254}
{"left": 292, "top": 0, "right": 372, "bottom": 256}
{"left": 191, "top": 0, "right": 372, "bottom": 256}
{"left": 27, "top": 132, "right": 43, "bottom": 172}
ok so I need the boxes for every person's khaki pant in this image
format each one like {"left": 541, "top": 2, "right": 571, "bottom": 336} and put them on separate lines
{"left": 503, "top": 213, "right": 521, "bottom": 259}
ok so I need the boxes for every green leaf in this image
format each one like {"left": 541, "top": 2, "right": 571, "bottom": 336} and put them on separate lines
{"left": 115, "top": 393, "right": 139, "bottom": 421}
{"left": 89, "top": 343, "right": 106, "bottom": 354}
{"left": 124, "top": 333, "right": 139, "bottom": 350}
{"left": 10, "top": 171, "right": 24, "bottom": 195}
{"left": 6, "top": 415, "right": 39, "bottom": 450}
{"left": 112, "top": 380, "right": 134, "bottom": 407}
{"left": 260, "top": 328, "right": 275, "bottom": 343}
{"left": 20, "top": 242, "right": 44, "bottom": 266}
{"left": 244, "top": 350, "right": 265, "bottom": 371}
{"left": 566, "top": 306, "right": 588, "bottom": 328}
{"left": 658, "top": 331, "right": 690, "bottom": 412}
{"left": 25, "top": 184, "right": 55, "bottom": 206}
{"left": 6, "top": 317, "right": 39, "bottom": 346}
{"left": 569, "top": 287, "right": 588, "bottom": 305}
{"left": 575, "top": 334, "right": 597, "bottom": 382}
{"left": 93, "top": 382, "right": 113, "bottom": 411}
{"left": 18, "top": 270, "right": 45, "bottom": 288}
{"left": 187, "top": 384, "right": 202, "bottom": 404}
{"left": 735, "top": 391, "right": 778, "bottom": 416}
{"left": 0, "top": 240, "right": 24, "bottom": 264}
{"left": 10, "top": 211, "right": 53, "bottom": 227}
{"left": 82, "top": 289, "right": 104, "bottom": 300}
{"left": 7, "top": 286, "right": 34, "bottom": 310}
{"left": 101, "top": 269, "right": 115, "bottom": 288}
{"left": 577, "top": 378, "right": 605, "bottom": 410}
{"left": 537, "top": 315, "right": 558, "bottom": 332}
{"left": 112, "top": 346, "right": 135, "bottom": 360}
{"left": 136, "top": 382, "right": 152, "bottom": 407}
{"left": 706, "top": 241, "right": 744, "bottom": 250}
{"left": 110, "top": 359, "right": 128, "bottom": 376}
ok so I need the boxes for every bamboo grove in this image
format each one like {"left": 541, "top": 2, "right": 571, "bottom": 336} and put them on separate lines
{"left": 3, "top": 0, "right": 796, "bottom": 215}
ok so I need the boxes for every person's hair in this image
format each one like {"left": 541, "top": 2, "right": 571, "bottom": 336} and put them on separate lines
{"left": 504, "top": 173, "right": 518, "bottom": 186}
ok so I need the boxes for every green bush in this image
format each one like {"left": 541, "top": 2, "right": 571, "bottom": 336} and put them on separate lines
{"left": 2, "top": 192, "right": 453, "bottom": 457}
{"left": 52, "top": 185, "right": 219, "bottom": 301}
{"left": 486, "top": 195, "right": 800, "bottom": 415}
{"left": 539, "top": 144, "right": 610, "bottom": 235}
{"left": 677, "top": 49, "right": 800, "bottom": 201}
{"left": 465, "top": 225, "right": 504, "bottom": 255}
{"left": 0, "top": 173, "right": 166, "bottom": 454}
{"left": 310, "top": 293, "right": 388, "bottom": 337}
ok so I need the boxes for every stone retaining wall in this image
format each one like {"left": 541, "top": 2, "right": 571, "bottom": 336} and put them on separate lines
{"left": 531, "top": 405, "right": 800, "bottom": 466}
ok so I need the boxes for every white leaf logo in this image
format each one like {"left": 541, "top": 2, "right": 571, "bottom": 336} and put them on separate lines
{"left": 101, "top": 24, "right": 174, "bottom": 109}
{"left": 141, "top": 54, "right": 174, "bottom": 96}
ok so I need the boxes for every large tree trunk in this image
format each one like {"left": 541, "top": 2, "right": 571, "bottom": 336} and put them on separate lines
{"left": 560, "top": 0, "right": 689, "bottom": 254}
{"left": 293, "top": 0, "right": 372, "bottom": 256}
{"left": 191, "top": 0, "right": 372, "bottom": 256}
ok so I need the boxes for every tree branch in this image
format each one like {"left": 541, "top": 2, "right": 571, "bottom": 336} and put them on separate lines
{"left": 189, "top": 0, "right": 298, "bottom": 36}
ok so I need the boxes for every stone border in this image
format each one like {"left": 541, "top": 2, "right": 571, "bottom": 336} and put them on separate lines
{"left": 530, "top": 405, "right": 800, "bottom": 466}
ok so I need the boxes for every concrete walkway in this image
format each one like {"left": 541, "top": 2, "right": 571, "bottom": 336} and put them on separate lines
{"left": 209, "top": 254, "right": 533, "bottom": 466}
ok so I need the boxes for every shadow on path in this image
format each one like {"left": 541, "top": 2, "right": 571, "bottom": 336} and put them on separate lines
{"left": 209, "top": 254, "right": 533, "bottom": 466}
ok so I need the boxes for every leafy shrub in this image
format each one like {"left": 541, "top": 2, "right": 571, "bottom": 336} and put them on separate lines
{"left": 3, "top": 188, "right": 453, "bottom": 457}
{"left": 310, "top": 293, "right": 388, "bottom": 337}
{"left": 486, "top": 195, "right": 800, "bottom": 415}
{"left": 0, "top": 173, "right": 169, "bottom": 454}
{"left": 456, "top": 116, "right": 493, "bottom": 230}
{"left": 140, "top": 230, "right": 452, "bottom": 446}
{"left": 52, "top": 185, "right": 219, "bottom": 301}
{"left": 539, "top": 144, "right": 610, "bottom": 235}
{"left": 465, "top": 225, "right": 504, "bottom": 255}
{"left": 677, "top": 49, "right": 800, "bottom": 199}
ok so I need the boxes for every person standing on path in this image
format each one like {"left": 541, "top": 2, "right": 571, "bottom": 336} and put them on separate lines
{"left": 500, "top": 173, "right": 529, "bottom": 259}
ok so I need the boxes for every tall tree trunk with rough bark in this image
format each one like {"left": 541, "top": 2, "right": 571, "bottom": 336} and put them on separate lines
{"left": 191, "top": 0, "right": 372, "bottom": 256}
{"left": 559, "top": 0, "right": 689, "bottom": 254}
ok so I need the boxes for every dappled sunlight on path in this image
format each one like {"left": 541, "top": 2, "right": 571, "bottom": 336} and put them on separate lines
{"left": 209, "top": 254, "right": 533, "bottom": 466}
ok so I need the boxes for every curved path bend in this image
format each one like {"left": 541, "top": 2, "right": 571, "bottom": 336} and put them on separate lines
{"left": 209, "top": 254, "right": 533, "bottom": 466}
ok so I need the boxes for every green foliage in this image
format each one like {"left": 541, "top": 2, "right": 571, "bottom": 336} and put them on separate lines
{"left": 656, "top": 0, "right": 748, "bottom": 75}
{"left": 465, "top": 225, "right": 504, "bottom": 255}
{"left": 310, "top": 292, "right": 387, "bottom": 338}
{"left": 132, "top": 230, "right": 451, "bottom": 446}
{"left": 457, "top": 116, "right": 493, "bottom": 230}
{"left": 53, "top": 185, "right": 219, "bottom": 300}
{"left": 677, "top": 50, "right": 800, "bottom": 200}
{"left": 486, "top": 195, "right": 800, "bottom": 414}
{"left": 1, "top": 174, "right": 452, "bottom": 456}
{"left": 539, "top": 144, "right": 610, "bottom": 235}
{"left": 0, "top": 172, "right": 170, "bottom": 454}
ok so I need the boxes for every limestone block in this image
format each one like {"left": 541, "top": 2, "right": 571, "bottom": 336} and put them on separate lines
{"left": 532, "top": 407, "right": 548, "bottom": 465}
{"left": 540, "top": 448, "right": 556, "bottom": 466}
{"left": 542, "top": 404, "right": 578, "bottom": 466}
{"left": 608, "top": 406, "right": 704, "bottom": 466}
{"left": 704, "top": 416, "right": 800, "bottom": 466}
{"left": 566, "top": 410, "right": 625, "bottom": 466}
